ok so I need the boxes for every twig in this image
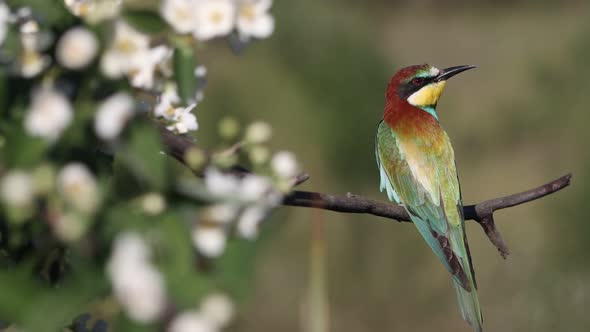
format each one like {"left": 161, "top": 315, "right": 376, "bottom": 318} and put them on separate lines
{"left": 156, "top": 122, "right": 572, "bottom": 258}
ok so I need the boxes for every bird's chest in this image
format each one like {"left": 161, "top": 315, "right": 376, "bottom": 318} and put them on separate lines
{"left": 394, "top": 122, "right": 449, "bottom": 196}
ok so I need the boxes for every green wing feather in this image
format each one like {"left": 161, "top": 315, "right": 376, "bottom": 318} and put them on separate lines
{"left": 375, "top": 120, "right": 483, "bottom": 331}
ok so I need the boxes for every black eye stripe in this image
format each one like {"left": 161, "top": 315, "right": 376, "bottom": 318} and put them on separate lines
{"left": 397, "top": 76, "right": 434, "bottom": 99}
{"left": 412, "top": 77, "right": 425, "bottom": 85}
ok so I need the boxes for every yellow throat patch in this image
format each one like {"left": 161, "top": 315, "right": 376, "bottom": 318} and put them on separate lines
{"left": 407, "top": 81, "right": 447, "bottom": 107}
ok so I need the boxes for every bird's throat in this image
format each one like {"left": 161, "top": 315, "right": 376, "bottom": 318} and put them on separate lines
{"left": 418, "top": 105, "right": 439, "bottom": 121}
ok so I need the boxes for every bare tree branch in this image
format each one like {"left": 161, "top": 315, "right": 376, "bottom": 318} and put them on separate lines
{"left": 158, "top": 124, "right": 572, "bottom": 258}
{"left": 283, "top": 174, "right": 571, "bottom": 258}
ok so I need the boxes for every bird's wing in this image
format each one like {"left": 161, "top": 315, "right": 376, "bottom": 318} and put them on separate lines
{"left": 375, "top": 120, "right": 470, "bottom": 289}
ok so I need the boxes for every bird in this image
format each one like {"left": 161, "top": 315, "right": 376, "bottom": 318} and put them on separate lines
{"left": 375, "top": 64, "right": 482, "bottom": 331}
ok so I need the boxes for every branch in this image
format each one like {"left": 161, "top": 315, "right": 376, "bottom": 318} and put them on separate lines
{"left": 283, "top": 174, "right": 571, "bottom": 258}
{"left": 157, "top": 124, "right": 572, "bottom": 258}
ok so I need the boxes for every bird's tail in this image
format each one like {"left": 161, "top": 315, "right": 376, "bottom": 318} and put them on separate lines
{"left": 452, "top": 234, "right": 483, "bottom": 332}
{"left": 453, "top": 279, "right": 483, "bottom": 332}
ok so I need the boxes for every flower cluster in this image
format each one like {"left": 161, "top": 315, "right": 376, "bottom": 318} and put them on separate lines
{"left": 169, "top": 293, "right": 235, "bottom": 332}
{"left": 184, "top": 119, "right": 300, "bottom": 258}
{"left": 162, "top": 0, "right": 275, "bottom": 41}
{"left": 101, "top": 21, "right": 172, "bottom": 90}
{"left": 0, "top": 162, "right": 100, "bottom": 242}
{"left": 107, "top": 232, "right": 167, "bottom": 323}
{"left": 0, "top": 1, "right": 291, "bottom": 330}
{"left": 155, "top": 84, "right": 199, "bottom": 134}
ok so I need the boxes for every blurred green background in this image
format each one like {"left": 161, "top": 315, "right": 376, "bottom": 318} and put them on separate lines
{"left": 196, "top": 0, "right": 590, "bottom": 331}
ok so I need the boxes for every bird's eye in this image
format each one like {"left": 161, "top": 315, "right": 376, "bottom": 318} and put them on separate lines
{"left": 411, "top": 78, "right": 425, "bottom": 86}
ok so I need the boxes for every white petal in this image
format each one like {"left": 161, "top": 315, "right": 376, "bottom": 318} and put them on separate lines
{"left": 24, "top": 88, "right": 73, "bottom": 142}
{"left": 168, "top": 311, "right": 216, "bottom": 332}
{"left": 204, "top": 168, "right": 240, "bottom": 197}
{"left": 239, "top": 174, "right": 271, "bottom": 201}
{"left": 192, "top": 226, "right": 227, "bottom": 258}
{"left": 0, "top": 170, "right": 34, "bottom": 207}
{"left": 107, "top": 232, "right": 166, "bottom": 323}
{"left": 129, "top": 46, "right": 172, "bottom": 89}
{"left": 155, "top": 85, "right": 181, "bottom": 119}
{"left": 237, "top": 13, "right": 274, "bottom": 39}
{"left": 271, "top": 151, "right": 299, "bottom": 179}
{"left": 57, "top": 162, "right": 99, "bottom": 213}
{"left": 200, "top": 293, "right": 235, "bottom": 328}
{"left": 56, "top": 27, "right": 99, "bottom": 69}
{"left": 100, "top": 50, "right": 126, "bottom": 78}
{"left": 161, "top": 0, "right": 196, "bottom": 34}
{"left": 94, "top": 93, "right": 135, "bottom": 140}
{"left": 193, "top": 0, "right": 236, "bottom": 41}
{"left": 207, "top": 204, "right": 239, "bottom": 224}
{"left": 237, "top": 205, "right": 267, "bottom": 239}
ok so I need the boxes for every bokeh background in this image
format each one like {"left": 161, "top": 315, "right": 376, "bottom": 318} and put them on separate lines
{"left": 195, "top": 0, "right": 590, "bottom": 331}
{"left": 1, "top": 0, "right": 589, "bottom": 331}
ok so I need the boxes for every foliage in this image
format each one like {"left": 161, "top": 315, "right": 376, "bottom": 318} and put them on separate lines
{"left": 0, "top": 1, "right": 293, "bottom": 331}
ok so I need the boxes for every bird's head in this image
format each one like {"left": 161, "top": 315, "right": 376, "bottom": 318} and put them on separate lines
{"left": 387, "top": 64, "right": 476, "bottom": 112}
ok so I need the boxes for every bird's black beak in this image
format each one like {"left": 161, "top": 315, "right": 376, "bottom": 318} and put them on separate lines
{"left": 434, "top": 65, "right": 477, "bottom": 82}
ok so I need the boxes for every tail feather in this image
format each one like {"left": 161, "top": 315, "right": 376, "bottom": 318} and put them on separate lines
{"left": 450, "top": 227, "right": 483, "bottom": 331}
{"left": 453, "top": 278, "right": 483, "bottom": 332}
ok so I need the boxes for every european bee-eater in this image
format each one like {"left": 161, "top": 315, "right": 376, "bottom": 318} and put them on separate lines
{"left": 375, "top": 64, "right": 482, "bottom": 331}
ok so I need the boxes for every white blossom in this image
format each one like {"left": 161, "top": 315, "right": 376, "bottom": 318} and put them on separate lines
{"left": 271, "top": 151, "right": 299, "bottom": 179}
{"left": 24, "top": 88, "right": 73, "bottom": 142}
{"left": 192, "top": 226, "right": 227, "bottom": 258}
{"left": 64, "top": 0, "right": 121, "bottom": 23}
{"left": 108, "top": 232, "right": 166, "bottom": 323}
{"left": 168, "top": 311, "right": 216, "bottom": 332}
{"left": 0, "top": 2, "right": 10, "bottom": 45}
{"left": 19, "top": 49, "right": 50, "bottom": 78}
{"left": 200, "top": 293, "right": 235, "bottom": 328}
{"left": 0, "top": 170, "right": 34, "bottom": 207}
{"left": 204, "top": 168, "right": 240, "bottom": 198}
{"left": 206, "top": 203, "right": 239, "bottom": 224}
{"left": 116, "top": 265, "right": 166, "bottom": 323}
{"left": 194, "top": 65, "right": 207, "bottom": 78}
{"left": 240, "top": 174, "right": 272, "bottom": 202}
{"left": 57, "top": 163, "right": 99, "bottom": 213}
{"left": 101, "top": 21, "right": 149, "bottom": 79}
{"left": 244, "top": 121, "right": 271, "bottom": 144}
{"left": 56, "top": 27, "right": 99, "bottom": 69}
{"left": 161, "top": 0, "right": 197, "bottom": 34}
{"left": 166, "top": 104, "right": 198, "bottom": 134}
{"left": 53, "top": 212, "right": 86, "bottom": 242}
{"left": 94, "top": 93, "right": 134, "bottom": 140}
{"left": 193, "top": 0, "right": 236, "bottom": 41}
{"left": 236, "top": 0, "right": 274, "bottom": 39}
{"left": 141, "top": 192, "right": 166, "bottom": 216}
{"left": 18, "top": 20, "right": 50, "bottom": 77}
{"left": 109, "top": 232, "right": 150, "bottom": 266}
{"left": 155, "top": 85, "right": 198, "bottom": 134}
{"left": 237, "top": 205, "right": 267, "bottom": 239}
{"left": 129, "top": 45, "right": 172, "bottom": 89}
{"left": 155, "top": 84, "right": 182, "bottom": 119}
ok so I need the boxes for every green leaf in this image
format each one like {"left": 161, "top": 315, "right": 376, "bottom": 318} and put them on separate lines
{"left": 117, "top": 122, "right": 168, "bottom": 191}
{"left": 7, "top": 0, "right": 74, "bottom": 29}
{"left": 123, "top": 10, "right": 169, "bottom": 35}
{"left": 0, "top": 262, "right": 107, "bottom": 332}
{"left": 0, "top": 119, "right": 49, "bottom": 169}
{"left": 173, "top": 43, "right": 198, "bottom": 103}
{"left": 154, "top": 211, "right": 213, "bottom": 307}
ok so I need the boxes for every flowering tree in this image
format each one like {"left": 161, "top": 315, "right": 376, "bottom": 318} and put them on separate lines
{"left": 0, "top": 1, "right": 574, "bottom": 332}
{"left": 0, "top": 0, "right": 299, "bottom": 331}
